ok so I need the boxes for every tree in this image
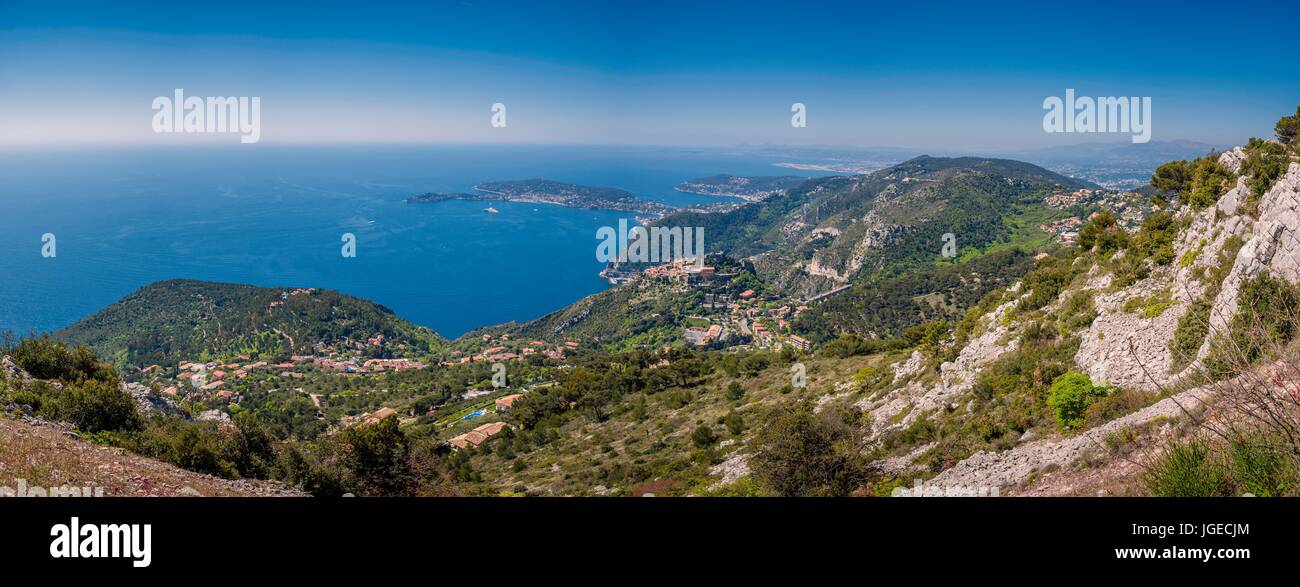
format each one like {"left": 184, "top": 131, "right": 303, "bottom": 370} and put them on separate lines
{"left": 1275, "top": 106, "right": 1300, "bottom": 145}
{"left": 749, "top": 401, "right": 866, "bottom": 496}
{"left": 229, "top": 412, "right": 276, "bottom": 478}
{"left": 1077, "top": 210, "right": 1127, "bottom": 257}
{"left": 1150, "top": 160, "right": 1192, "bottom": 196}
{"left": 338, "top": 416, "right": 411, "bottom": 496}
{"left": 724, "top": 381, "right": 745, "bottom": 401}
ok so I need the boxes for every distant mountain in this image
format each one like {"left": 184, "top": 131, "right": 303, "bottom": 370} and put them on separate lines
{"left": 658, "top": 155, "right": 1092, "bottom": 297}
{"left": 1012, "top": 139, "right": 1225, "bottom": 166}
{"left": 58, "top": 279, "right": 444, "bottom": 368}
{"left": 1007, "top": 140, "right": 1227, "bottom": 189}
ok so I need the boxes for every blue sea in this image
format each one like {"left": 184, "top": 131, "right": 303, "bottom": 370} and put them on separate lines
{"left": 0, "top": 144, "right": 828, "bottom": 339}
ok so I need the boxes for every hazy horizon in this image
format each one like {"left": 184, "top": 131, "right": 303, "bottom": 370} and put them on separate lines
{"left": 3, "top": 0, "right": 1297, "bottom": 150}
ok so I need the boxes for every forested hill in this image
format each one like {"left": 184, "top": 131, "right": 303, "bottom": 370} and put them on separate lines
{"left": 656, "top": 155, "right": 1094, "bottom": 297}
{"left": 57, "top": 279, "right": 443, "bottom": 368}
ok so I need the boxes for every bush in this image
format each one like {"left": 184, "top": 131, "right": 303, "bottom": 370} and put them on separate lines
{"left": 1230, "top": 434, "right": 1299, "bottom": 497}
{"left": 1149, "top": 155, "right": 1234, "bottom": 210}
{"left": 1150, "top": 160, "right": 1192, "bottom": 197}
{"left": 724, "top": 412, "right": 745, "bottom": 436}
{"left": 277, "top": 445, "right": 347, "bottom": 496}
{"left": 1169, "top": 298, "right": 1211, "bottom": 372}
{"left": 1019, "top": 255, "right": 1081, "bottom": 312}
{"left": 228, "top": 412, "right": 277, "bottom": 478}
{"left": 1047, "top": 372, "right": 1106, "bottom": 431}
{"left": 1128, "top": 211, "right": 1177, "bottom": 267}
{"left": 9, "top": 336, "right": 115, "bottom": 384}
{"left": 1187, "top": 156, "right": 1234, "bottom": 210}
{"left": 1082, "top": 388, "right": 1151, "bottom": 429}
{"left": 749, "top": 401, "right": 866, "bottom": 496}
{"left": 1205, "top": 273, "right": 1300, "bottom": 374}
{"left": 49, "top": 378, "right": 142, "bottom": 433}
{"left": 1144, "top": 440, "right": 1233, "bottom": 497}
{"left": 1057, "top": 290, "right": 1097, "bottom": 336}
{"left": 1078, "top": 210, "right": 1127, "bottom": 257}
{"left": 691, "top": 425, "right": 718, "bottom": 448}
{"left": 724, "top": 381, "right": 745, "bottom": 401}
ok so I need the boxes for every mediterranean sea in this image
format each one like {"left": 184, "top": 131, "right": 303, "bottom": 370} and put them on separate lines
{"left": 0, "top": 144, "right": 829, "bottom": 338}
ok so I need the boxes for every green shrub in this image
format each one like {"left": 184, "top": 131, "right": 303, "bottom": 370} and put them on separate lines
{"left": 1019, "top": 255, "right": 1084, "bottom": 312}
{"left": 1178, "top": 241, "right": 1204, "bottom": 268}
{"left": 1144, "top": 440, "right": 1233, "bottom": 497}
{"left": 1230, "top": 434, "right": 1299, "bottom": 497}
{"left": 724, "top": 412, "right": 745, "bottom": 436}
{"left": 49, "top": 379, "right": 142, "bottom": 433}
{"left": 1122, "top": 291, "right": 1173, "bottom": 318}
{"left": 724, "top": 381, "right": 745, "bottom": 401}
{"left": 9, "top": 336, "right": 115, "bottom": 384}
{"left": 749, "top": 401, "right": 866, "bottom": 496}
{"left": 228, "top": 412, "right": 277, "bottom": 478}
{"left": 1227, "top": 433, "right": 1300, "bottom": 498}
{"left": 338, "top": 416, "right": 412, "bottom": 496}
{"left": 1057, "top": 291, "right": 1097, "bottom": 336}
{"left": 1047, "top": 372, "right": 1106, "bottom": 431}
{"left": 1128, "top": 211, "right": 1177, "bottom": 266}
{"left": 276, "top": 445, "right": 347, "bottom": 496}
{"left": 1187, "top": 156, "right": 1234, "bottom": 210}
{"left": 1150, "top": 160, "right": 1193, "bottom": 197}
{"left": 1169, "top": 298, "right": 1212, "bottom": 372}
{"left": 1082, "top": 388, "right": 1151, "bottom": 429}
{"left": 1150, "top": 155, "right": 1235, "bottom": 210}
{"left": 691, "top": 424, "right": 718, "bottom": 448}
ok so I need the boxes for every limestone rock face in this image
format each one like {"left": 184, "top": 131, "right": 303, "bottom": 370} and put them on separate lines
{"left": 858, "top": 144, "right": 1300, "bottom": 489}
{"left": 1205, "top": 161, "right": 1300, "bottom": 346}
{"left": 861, "top": 293, "right": 1020, "bottom": 433}
{"left": 1073, "top": 157, "right": 1300, "bottom": 391}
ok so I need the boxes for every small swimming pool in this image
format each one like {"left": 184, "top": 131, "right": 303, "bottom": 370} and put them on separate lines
{"left": 461, "top": 409, "right": 485, "bottom": 420}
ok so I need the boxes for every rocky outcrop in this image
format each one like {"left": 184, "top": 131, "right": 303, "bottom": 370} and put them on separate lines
{"left": 196, "top": 409, "right": 235, "bottom": 428}
{"left": 1073, "top": 153, "right": 1300, "bottom": 390}
{"left": 927, "top": 386, "right": 1210, "bottom": 492}
{"left": 122, "top": 382, "right": 183, "bottom": 417}
{"left": 1205, "top": 159, "right": 1300, "bottom": 344}
{"left": 1, "top": 355, "right": 34, "bottom": 384}
{"left": 897, "top": 145, "right": 1300, "bottom": 492}
{"left": 708, "top": 445, "right": 750, "bottom": 489}
{"left": 860, "top": 290, "right": 1021, "bottom": 434}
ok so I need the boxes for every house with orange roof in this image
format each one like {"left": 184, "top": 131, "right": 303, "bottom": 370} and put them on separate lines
{"left": 495, "top": 394, "right": 524, "bottom": 410}
{"left": 448, "top": 421, "right": 509, "bottom": 449}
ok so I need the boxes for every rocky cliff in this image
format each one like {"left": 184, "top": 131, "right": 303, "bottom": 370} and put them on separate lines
{"left": 856, "top": 141, "right": 1300, "bottom": 494}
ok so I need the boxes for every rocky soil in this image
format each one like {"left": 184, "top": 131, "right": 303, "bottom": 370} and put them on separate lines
{"left": 0, "top": 413, "right": 305, "bottom": 497}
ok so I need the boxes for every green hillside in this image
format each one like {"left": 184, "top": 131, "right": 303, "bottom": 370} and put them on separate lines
{"left": 57, "top": 279, "right": 444, "bottom": 368}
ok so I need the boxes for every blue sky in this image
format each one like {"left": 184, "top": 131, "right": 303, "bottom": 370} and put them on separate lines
{"left": 1, "top": 0, "right": 1297, "bottom": 149}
